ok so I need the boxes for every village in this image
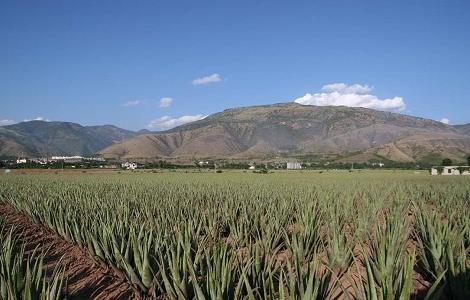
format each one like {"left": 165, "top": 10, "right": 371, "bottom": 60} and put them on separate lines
{"left": 2, "top": 155, "right": 470, "bottom": 175}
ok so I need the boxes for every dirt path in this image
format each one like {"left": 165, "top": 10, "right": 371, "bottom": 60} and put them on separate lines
{"left": 0, "top": 203, "right": 139, "bottom": 300}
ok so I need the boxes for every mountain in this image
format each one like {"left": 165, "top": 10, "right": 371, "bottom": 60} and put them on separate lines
{"left": 100, "top": 103, "right": 470, "bottom": 163}
{"left": 0, "top": 121, "right": 137, "bottom": 158}
{"left": 454, "top": 123, "right": 470, "bottom": 136}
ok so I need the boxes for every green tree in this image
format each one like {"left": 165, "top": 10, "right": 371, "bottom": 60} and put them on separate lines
{"left": 442, "top": 158, "right": 453, "bottom": 166}
{"left": 467, "top": 154, "right": 470, "bottom": 166}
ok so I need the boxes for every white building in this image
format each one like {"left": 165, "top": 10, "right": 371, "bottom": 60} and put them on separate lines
{"left": 249, "top": 165, "right": 256, "bottom": 170}
{"left": 30, "top": 158, "right": 48, "bottom": 165}
{"left": 431, "top": 166, "right": 470, "bottom": 176}
{"left": 122, "top": 162, "right": 140, "bottom": 170}
{"left": 83, "top": 157, "right": 105, "bottom": 162}
{"left": 287, "top": 162, "right": 302, "bottom": 170}
{"left": 16, "top": 158, "right": 27, "bottom": 164}
{"left": 51, "top": 155, "right": 83, "bottom": 161}
{"left": 51, "top": 156, "right": 105, "bottom": 163}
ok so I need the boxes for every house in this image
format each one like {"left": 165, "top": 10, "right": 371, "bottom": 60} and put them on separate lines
{"left": 16, "top": 158, "right": 27, "bottom": 164}
{"left": 198, "top": 161, "right": 209, "bottom": 167}
{"left": 249, "top": 165, "right": 256, "bottom": 170}
{"left": 30, "top": 158, "right": 48, "bottom": 165}
{"left": 431, "top": 166, "right": 470, "bottom": 176}
{"left": 121, "top": 162, "right": 142, "bottom": 170}
{"left": 287, "top": 162, "right": 302, "bottom": 170}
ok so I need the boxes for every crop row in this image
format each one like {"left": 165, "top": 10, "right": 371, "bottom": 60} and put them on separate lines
{"left": 0, "top": 172, "right": 468, "bottom": 299}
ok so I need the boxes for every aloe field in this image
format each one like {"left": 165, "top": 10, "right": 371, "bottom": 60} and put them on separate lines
{"left": 0, "top": 170, "right": 469, "bottom": 299}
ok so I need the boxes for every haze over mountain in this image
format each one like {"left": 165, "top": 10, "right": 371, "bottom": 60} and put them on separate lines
{"left": 100, "top": 103, "right": 470, "bottom": 164}
{"left": 0, "top": 121, "right": 137, "bottom": 158}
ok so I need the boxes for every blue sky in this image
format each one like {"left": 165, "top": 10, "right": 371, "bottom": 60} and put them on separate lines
{"left": 1, "top": 0, "right": 469, "bottom": 130}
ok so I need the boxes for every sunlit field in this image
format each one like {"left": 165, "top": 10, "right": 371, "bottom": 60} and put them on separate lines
{"left": 1, "top": 170, "right": 469, "bottom": 299}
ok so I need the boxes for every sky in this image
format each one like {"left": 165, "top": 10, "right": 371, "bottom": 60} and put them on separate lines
{"left": 1, "top": 0, "right": 469, "bottom": 130}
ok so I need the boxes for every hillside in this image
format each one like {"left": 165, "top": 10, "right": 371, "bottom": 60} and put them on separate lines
{"left": 454, "top": 123, "right": 470, "bottom": 136}
{"left": 100, "top": 103, "right": 470, "bottom": 163}
{"left": 0, "top": 121, "right": 137, "bottom": 158}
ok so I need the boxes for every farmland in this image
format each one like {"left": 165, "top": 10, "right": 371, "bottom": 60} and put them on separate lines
{"left": 0, "top": 170, "right": 469, "bottom": 299}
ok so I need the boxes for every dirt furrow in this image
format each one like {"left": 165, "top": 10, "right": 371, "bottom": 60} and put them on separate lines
{"left": 0, "top": 203, "right": 139, "bottom": 300}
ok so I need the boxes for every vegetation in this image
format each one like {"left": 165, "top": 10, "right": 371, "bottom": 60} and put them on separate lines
{"left": 0, "top": 171, "right": 469, "bottom": 299}
{"left": 0, "top": 219, "right": 64, "bottom": 300}
{"left": 441, "top": 158, "right": 453, "bottom": 166}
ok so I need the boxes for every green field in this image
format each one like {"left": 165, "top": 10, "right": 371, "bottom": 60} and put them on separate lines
{"left": 0, "top": 170, "right": 469, "bottom": 299}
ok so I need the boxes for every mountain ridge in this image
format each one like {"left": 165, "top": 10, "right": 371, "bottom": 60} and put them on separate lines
{"left": 100, "top": 103, "right": 470, "bottom": 163}
{"left": 0, "top": 121, "right": 137, "bottom": 158}
{"left": 1, "top": 103, "right": 469, "bottom": 163}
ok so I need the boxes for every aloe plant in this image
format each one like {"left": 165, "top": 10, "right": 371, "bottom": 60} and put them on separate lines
{"left": 1, "top": 171, "right": 468, "bottom": 299}
{"left": 0, "top": 224, "right": 64, "bottom": 300}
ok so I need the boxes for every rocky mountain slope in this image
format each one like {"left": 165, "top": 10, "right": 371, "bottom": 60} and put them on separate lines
{"left": 454, "top": 123, "right": 470, "bottom": 136}
{"left": 100, "top": 103, "right": 470, "bottom": 163}
{"left": 0, "top": 121, "right": 137, "bottom": 158}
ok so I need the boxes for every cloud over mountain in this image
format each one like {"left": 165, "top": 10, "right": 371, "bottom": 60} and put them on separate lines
{"left": 24, "top": 117, "right": 49, "bottom": 122}
{"left": 0, "top": 119, "right": 16, "bottom": 126}
{"left": 294, "top": 83, "right": 406, "bottom": 111}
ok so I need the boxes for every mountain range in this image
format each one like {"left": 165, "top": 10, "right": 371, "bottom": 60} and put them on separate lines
{"left": 1, "top": 103, "right": 469, "bottom": 164}
{"left": 0, "top": 121, "right": 137, "bottom": 158}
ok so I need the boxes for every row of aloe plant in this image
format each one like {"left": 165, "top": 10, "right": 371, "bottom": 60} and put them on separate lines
{"left": 0, "top": 219, "right": 64, "bottom": 300}
{"left": 0, "top": 171, "right": 469, "bottom": 299}
{"left": 414, "top": 205, "right": 470, "bottom": 299}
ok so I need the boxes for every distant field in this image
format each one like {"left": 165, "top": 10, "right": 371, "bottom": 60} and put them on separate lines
{"left": 0, "top": 171, "right": 469, "bottom": 299}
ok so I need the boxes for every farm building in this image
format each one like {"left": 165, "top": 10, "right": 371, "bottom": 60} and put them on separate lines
{"left": 51, "top": 156, "right": 83, "bottom": 163}
{"left": 16, "top": 158, "right": 27, "bottom": 164}
{"left": 431, "top": 166, "right": 470, "bottom": 176}
{"left": 121, "top": 162, "right": 142, "bottom": 170}
{"left": 287, "top": 162, "right": 302, "bottom": 170}
{"left": 51, "top": 156, "right": 105, "bottom": 163}
{"left": 198, "top": 161, "right": 209, "bottom": 167}
{"left": 30, "top": 158, "right": 48, "bottom": 165}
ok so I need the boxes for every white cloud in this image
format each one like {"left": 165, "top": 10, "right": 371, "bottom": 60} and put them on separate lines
{"left": 147, "top": 115, "right": 207, "bottom": 130}
{"left": 123, "top": 100, "right": 141, "bottom": 107}
{"left": 440, "top": 118, "right": 450, "bottom": 124}
{"left": 0, "top": 119, "right": 16, "bottom": 126}
{"left": 191, "top": 73, "right": 222, "bottom": 85}
{"left": 24, "top": 117, "right": 49, "bottom": 122}
{"left": 159, "top": 97, "right": 173, "bottom": 108}
{"left": 294, "top": 83, "right": 406, "bottom": 111}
